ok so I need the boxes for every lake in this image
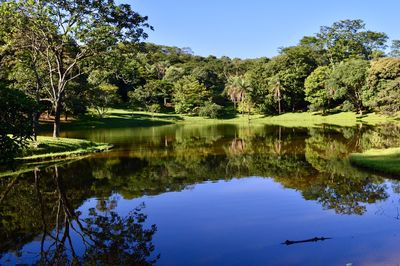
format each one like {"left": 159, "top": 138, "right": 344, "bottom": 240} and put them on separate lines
{"left": 1, "top": 123, "right": 400, "bottom": 265}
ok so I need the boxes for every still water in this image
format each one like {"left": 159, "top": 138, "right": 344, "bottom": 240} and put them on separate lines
{"left": 1, "top": 123, "right": 400, "bottom": 265}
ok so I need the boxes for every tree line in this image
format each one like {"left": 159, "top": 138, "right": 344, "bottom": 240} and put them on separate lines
{"left": 1, "top": 0, "right": 400, "bottom": 163}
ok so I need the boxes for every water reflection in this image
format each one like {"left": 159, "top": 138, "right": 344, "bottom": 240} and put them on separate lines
{"left": 0, "top": 167, "right": 159, "bottom": 265}
{"left": 1, "top": 123, "right": 400, "bottom": 264}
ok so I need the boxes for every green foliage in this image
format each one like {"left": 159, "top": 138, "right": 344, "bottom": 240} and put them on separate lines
{"left": 1, "top": 12, "right": 399, "bottom": 136}
{"left": 248, "top": 46, "right": 317, "bottom": 114}
{"left": 198, "top": 102, "right": 223, "bottom": 118}
{"left": 173, "top": 75, "right": 211, "bottom": 114}
{"left": 0, "top": 85, "right": 36, "bottom": 164}
{"left": 305, "top": 66, "right": 332, "bottom": 113}
{"left": 365, "top": 57, "right": 400, "bottom": 114}
{"left": 128, "top": 80, "right": 173, "bottom": 109}
{"left": 390, "top": 40, "right": 400, "bottom": 57}
{"left": 89, "top": 83, "right": 119, "bottom": 117}
{"left": 63, "top": 77, "right": 90, "bottom": 117}
{"left": 328, "top": 59, "right": 370, "bottom": 113}
{"left": 224, "top": 75, "right": 252, "bottom": 111}
{"left": 0, "top": 0, "right": 151, "bottom": 136}
{"left": 148, "top": 103, "right": 161, "bottom": 117}
{"left": 164, "top": 66, "right": 186, "bottom": 82}
{"left": 314, "top": 19, "right": 388, "bottom": 63}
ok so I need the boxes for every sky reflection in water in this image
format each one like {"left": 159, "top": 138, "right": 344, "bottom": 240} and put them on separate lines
{"left": 1, "top": 123, "right": 400, "bottom": 265}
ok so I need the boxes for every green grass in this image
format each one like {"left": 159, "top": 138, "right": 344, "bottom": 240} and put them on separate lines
{"left": 42, "top": 109, "right": 400, "bottom": 131}
{"left": 180, "top": 111, "right": 399, "bottom": 127}
{"left": 350, "top": 148, "right": 400, "bottom": 175}
{"left": 19, "top": 136, "right": 113, "bottom": 161}
{"left": 0, "top": 137, "right": 112, "bottom": 177}
{"left": 41, "top": 109, "right": 179, "bottom": 131}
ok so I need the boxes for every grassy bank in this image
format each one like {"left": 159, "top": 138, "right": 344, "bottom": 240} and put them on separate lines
{"left": 19, "top": 136, "right": 113, "bottom": 162}
{"left": 41, "top": 109, "right": 400, "bottom": 131}
{"left": 350, "top": 148, "right": 400, "bottom": 175}
{"left": 181, "top": 111, "right": 399, "bottom": 127}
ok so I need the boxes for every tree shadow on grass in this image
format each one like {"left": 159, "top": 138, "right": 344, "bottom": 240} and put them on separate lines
{"left": 75, "top": 117, "right": 174, "bottom": 129}
{"left": 129, "top": 113, "right": 184, "bottom": 121}
{"left": 321, "top": 109, "right": 342, "bottom": 115}
{"left": 217, "top": 111, "right": 238, "bottom": 120}
{"left": 40, "top": 112, "right": 182, "bottom": 131}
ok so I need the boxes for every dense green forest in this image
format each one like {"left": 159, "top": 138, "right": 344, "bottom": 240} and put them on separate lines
{"left": 1, "top": 0, "right": 400, "bottom": 163}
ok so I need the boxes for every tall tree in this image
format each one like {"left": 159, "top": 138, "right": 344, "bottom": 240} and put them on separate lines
{"left": 304, "top": 66, "right": 333, "bottom": 114}
{"left": 269, "top": 75, "right": 285, "bottom": 115}
{"left": 309, "top": 19, "right": 388, "bottom": 64}
{"left": 0, "top": 0, "right": 151, "bottom": 137}
{"left": 327, "top": 59, "right": 369, "bottom": 114}
{"left": 390, "top": 40, "right": 400, "bottom": 57}
{"left": 224, "top": 75, "right": 250, "bottom": 112}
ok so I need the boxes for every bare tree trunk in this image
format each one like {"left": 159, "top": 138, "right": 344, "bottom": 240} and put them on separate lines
{"left": 248, "top": 104, "right": 251, "bottom": 122}
{"left": 278, "top": 98, "right": 281, "bottom": 115}
{"left": 53, "top": 100, "right": 62, "bottom": 137}
{"left": 32, "top": 113, "right": 38, "bottom": 141}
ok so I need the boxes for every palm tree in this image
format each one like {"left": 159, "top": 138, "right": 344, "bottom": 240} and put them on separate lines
{"left": 225, "top": 76, "right": 252, "bottom": 115}
{"left": 270, "top": 76, "right": 285, "bottom": 114}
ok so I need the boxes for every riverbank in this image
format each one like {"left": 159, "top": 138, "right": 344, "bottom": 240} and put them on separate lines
{"left": 19, "top": 136, "right": 113, "bottom": 162}
{"left": 350, "top": 148, "right": 400, "bottom": 175}
{"left": 0, "top": 137, "right": 112, "bottom": 178}
{"left": 41, "top": 109, "right": 400, "bottom": 130}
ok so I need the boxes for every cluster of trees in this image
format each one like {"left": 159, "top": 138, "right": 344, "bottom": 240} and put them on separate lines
{"left": 113, "top": 19, "right": 400, "bottom": 119}
{"left": 1, "top": 0, "right": 400, "bottom": 162}
{"left": 0, "top": 0, "right": 151, "bottom": 162}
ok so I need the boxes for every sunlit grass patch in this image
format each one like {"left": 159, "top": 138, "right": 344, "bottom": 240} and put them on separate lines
{"left": 19, "top": 136, "right": 113, "bottom": 161}
{"left": 40, "top": 109, "right": 400, "bottom": 131}
{"left": 350, "top": 148, "right": 400, "bottom": 175}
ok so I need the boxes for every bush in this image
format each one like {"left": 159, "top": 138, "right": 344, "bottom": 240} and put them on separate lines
{"left": 0, "top": 85, "right": 37, "bottom": 165}
{"left": 341, "top": 100, "right": 355, "bottom": 112}
{"left": 173, "top": 75, "right": 211, "bottom": 114}
{"left": 147, "top": 103, "right": 161, "bottom": 118}
{"left": 198, "top": 102, "right": 223, "bottom": 118}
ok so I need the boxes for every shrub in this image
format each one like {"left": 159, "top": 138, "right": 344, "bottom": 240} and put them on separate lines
{"left": 148, "top": 103, "right": 161, "bottom": 118}
{"left": 198, "top": 102, "right": 223, "bottom": 118}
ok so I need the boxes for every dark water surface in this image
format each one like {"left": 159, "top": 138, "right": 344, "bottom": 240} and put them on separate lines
{"left": 1, "top": 123, "right": 400, "bottom": 265}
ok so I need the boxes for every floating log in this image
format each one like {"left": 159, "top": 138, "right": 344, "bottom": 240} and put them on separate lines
{"left": 282, "top": 237, "right": 332, "bottom": 245}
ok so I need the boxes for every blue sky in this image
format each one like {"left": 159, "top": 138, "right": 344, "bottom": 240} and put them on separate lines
{"left": 132, "top": 0, "right": 400, "bottom": 59}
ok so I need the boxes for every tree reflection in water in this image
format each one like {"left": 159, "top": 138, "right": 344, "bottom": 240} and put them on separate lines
{"left": 1, "top": 166, "right": 159, "bottom": 265}
{"left": 2, "top": 123, "right": 400, "bottom": 263}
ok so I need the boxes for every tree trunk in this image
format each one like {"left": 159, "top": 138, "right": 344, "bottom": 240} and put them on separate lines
{"left": 32, "top": 112, "right": 39, "bottom": 141}
{"left": 53, "top": 101, "right": 62, "bottom": 137}
{"left": 278, "top": 99, "right": 281, "bottom": 115}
